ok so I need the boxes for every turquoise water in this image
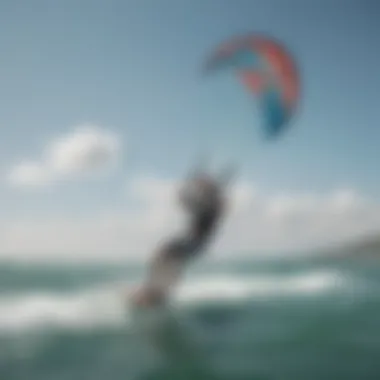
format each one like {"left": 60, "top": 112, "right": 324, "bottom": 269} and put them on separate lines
{"left": 1, "top": 255, "right": 379, "bottom": 380}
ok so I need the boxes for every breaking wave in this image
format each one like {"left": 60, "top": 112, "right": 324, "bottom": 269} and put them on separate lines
{"left": 0, "top": 269, "right": 349, "bottom": 334}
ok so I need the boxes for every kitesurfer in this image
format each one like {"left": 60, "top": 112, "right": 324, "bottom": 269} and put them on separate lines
{"left": 133, "top": 166, "right": 233, "bottom": 307}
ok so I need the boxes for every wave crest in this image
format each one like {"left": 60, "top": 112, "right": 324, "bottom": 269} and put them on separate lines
{"left": 0, "top": 270, "right": 346, "bottom": 334}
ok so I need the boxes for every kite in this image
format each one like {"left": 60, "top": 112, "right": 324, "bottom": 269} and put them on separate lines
{"left": 204, "top": 34, "right": 300, "bottom": 139}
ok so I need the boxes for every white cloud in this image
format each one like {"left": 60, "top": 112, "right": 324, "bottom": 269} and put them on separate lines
{"left": 7, "top": 160, "right": 50, "bottom": 188}
{"left": 1, "top": 175, "right": 380, "bottom": 262}
{"left": 7, "top": 124, "right": 121, "bottom": 188}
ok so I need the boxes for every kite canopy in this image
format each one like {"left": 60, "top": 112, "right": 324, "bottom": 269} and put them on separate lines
{"left": 204, "top": 34, "right": 300, "bottom": 139}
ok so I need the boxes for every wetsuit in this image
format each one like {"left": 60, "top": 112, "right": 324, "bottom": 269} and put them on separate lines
{"left": 141, "top": 177, "right": 224, "bottom": 304}
{"left": 159, "top": 178, "right": 223, "bottom": 261}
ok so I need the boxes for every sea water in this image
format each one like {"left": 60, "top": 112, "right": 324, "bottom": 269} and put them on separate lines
{"left": 0, "top": 254, "right": 379, "bottom": 380}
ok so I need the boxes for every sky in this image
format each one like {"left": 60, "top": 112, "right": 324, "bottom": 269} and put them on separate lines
{"left": 0, "top": 0, "right": 379, "bottom": 261}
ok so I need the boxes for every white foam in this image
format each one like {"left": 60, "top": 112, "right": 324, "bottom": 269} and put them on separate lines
{"left": 175, "top": 270, "right": 345, "bottom": 304}
{"left": 0, "top": 283, "right": 130, "bottom": 333}
{"left": 0, "top": 270, "right": 347, "bottom": 334}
